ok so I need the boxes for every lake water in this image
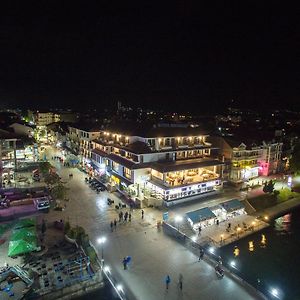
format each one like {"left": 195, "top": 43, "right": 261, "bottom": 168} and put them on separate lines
{"left": 75, "top": 277, "right": 120, "bottom": 300}
{"left": 219, "top": 207, "right": 300, "bottom": 300}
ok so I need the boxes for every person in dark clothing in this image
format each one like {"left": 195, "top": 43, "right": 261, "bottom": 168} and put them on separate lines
{"left": 178, "top": 273, "right": 183, "bottom": 290}
{"left": 165, "top": 275, "right": 171, "bottom": 289}
{"left": 141, "top": 209, "right": 144, "bottom": 219}
{"left": 124, "top": 211, "right": 128, "bottom": 221}
{"left": 110, "top": 221, "right": 114, "bottom": 232}
{"left": 129, "top": 213, "right": 132, "bottom": 222}
{"left": 114, "top": 219, "right": 117, "bottom": 229}
{"left": 122, "top": 257, "right": 127, "bottom": 270}
{"left": 199, "top": 248, "right": 204, "bottom": 261}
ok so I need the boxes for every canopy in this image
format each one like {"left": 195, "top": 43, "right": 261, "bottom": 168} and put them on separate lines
{"left": 186, "top": 207, "right": 216, "bottom": 224}
{"left": 222, "top": 199, "right": 245, "bottom": 212}
{"left": 8, "top": 239, "right": 38, "bottom": 257}
{"left": 11, "top": 228, "right": 36, "bottom": 242}
{"left": 14, "top": 218, "right": 36, "bottom": 230}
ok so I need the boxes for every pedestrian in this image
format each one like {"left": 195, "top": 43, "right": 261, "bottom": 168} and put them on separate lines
{"left": 216, "top": 219, "right": 219, "bottom": 226}
{"left": 178, "top": 273, "right": 183, "bottom": 290}
{"left": 199, "top": 248, "right": 204, "bottom": 261}
{"left": 218, "top": 256, "right": 223, "bottom": 265}
{"left": 122, "top": 257, "right": 127, "bottom": 270}
{"left": 119, "top": 211, "right": 123, "bottom": 222}
{"left": 114, "top": 219, "right": 117, "bottom": 229}
{"left": 165, "top": 275, "right": 171, "bottom": 290}
{"left": 198, "top": 226, "right": 202, "bottom": 236}
{"left": 110, "top": 221, "right": 114, "bottom": 232}
{"left": 129, "top": 212, "right": 132, "bottom": 222}
{"left": 124, "top": 211, "right": 128, "bottom": 222}
{"left": 141, "top": 209, "right": 144, "bottom": 219}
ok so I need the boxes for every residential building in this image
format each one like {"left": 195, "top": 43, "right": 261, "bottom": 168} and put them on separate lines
{"left": 258, "top": 141, "right": 283, "bottom": 176}
{"left": 209, "top": 136, "right": 282, "bottom": 183}
{"left": 66, "top": 124, "right": 102, "bottom": 164}
{"left": 90, "top": 122, "right": 223, "bottom": 206}
{"left": 33, "top": 111, "right": 60, "bottom": 127}
{"left": 9, "top": 122, "right": 35, "bottom": 137}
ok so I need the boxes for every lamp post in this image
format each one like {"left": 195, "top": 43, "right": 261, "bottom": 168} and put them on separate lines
{"left": 97, "top": 236, "right": 107, "bottom": 263}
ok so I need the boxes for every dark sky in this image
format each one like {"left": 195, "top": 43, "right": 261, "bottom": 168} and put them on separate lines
{"left": 0, "top": 1, "right": 299, "bottom": 113}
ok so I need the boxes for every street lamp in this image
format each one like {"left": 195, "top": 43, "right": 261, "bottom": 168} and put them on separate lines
{"left": 174, "top": 215, "right": 183, "bottom": 231}
{"left": 97, "top": 236, "right": 107, "bottom": 261}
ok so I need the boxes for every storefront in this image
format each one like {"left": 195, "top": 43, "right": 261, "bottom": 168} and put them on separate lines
{"left": 146, "top": 179, "right": 222, "bottom": 201}
{"left": 186, "top": 207, "right": 217, "bottom": 231}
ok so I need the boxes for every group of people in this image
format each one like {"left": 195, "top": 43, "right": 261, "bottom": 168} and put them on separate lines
{"left": 164, "top": 273, "right": 183, "bottom": 291}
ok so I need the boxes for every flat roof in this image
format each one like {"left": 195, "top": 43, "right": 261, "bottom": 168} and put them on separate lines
{"left": 186, "top": 207, "right": 216, "bottom": 223}
{"left": 151, "top": 158, "right": 223, "bottom": 173}
{"left": 221, "top": 199, "right": 245, "bottom": 212}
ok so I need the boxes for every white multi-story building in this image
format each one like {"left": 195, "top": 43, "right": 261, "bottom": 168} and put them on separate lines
{"left": 66, "top": 124, "right": 102, "bottom": 166}
{"left": 34, "top": 111, "right": 60, "bottom": 127}
{"left": 90, "top": 123, "right": 223, "bottom": 206}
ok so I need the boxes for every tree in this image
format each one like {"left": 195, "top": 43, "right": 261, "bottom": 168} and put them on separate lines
{"left": 39, "top": 162, "right": 52, "bottom": 175}
{"left": 50, "top": 183, "right": 68, "bottom": 200}
{"left": 290, "top": 142, "right": 300, "bottom": 174}
{"left": 44, "top": 173, "right": 60, "bottom": 186}
{"left": 263, "top": 180, "right": 275, "bottom": 193}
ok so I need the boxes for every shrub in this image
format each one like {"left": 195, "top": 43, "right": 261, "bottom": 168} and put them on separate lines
{"left": 64, "top": 221, "right": 71, "bottom": 235}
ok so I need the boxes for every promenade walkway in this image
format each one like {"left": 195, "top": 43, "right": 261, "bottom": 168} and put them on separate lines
{"left": 41, "top": 146, "right": 264, "bottom": 300}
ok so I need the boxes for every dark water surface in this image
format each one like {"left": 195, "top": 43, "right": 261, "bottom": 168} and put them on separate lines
{"left": 219, "top": 207, "right": 300, "bottom": 300}
{"left": 75, "top": 278, "right": 120, "bottom": 300}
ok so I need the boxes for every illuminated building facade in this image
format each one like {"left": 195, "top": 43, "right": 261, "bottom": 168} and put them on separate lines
{"left": 90, "top": 123, "right": 223, "bottom": 206}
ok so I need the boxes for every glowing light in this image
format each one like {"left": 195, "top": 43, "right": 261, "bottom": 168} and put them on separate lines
{"left": 230, "top": 260, "right": 236, "bottom": 267}
{"left": 249, "top": 241, "right": 254, "bottom": 252}
{"left": 191, "top": 236, "right": 197, "bottom": 242}
{"left": 264, "top": 216, "right": 269, "bottom": 220}
{"left": 175, "top": 215, "right": 183, "bottom": 223}
{"left": 271, "top": 288, "right": 279, "bottom": 297}
{"left": 103, "top": 266, "right": 110, "bottom": 272}
{"left": 209, "top": 247, "right": 215, "bottom": 254}
{"left": 97, "top": 236, "right": 107, "bottom": 244}
{"left": 252, "top": 221, "right": 256, "bottom": 226}
{"left": 234, "top": 246, "right": 240, "bottom": 257}
{"left": 116, "top": 284, "right": 123, "bottom": 292}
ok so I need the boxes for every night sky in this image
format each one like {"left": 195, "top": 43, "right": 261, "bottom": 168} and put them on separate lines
{"left": 0, "top": 2, "right": 299, "bottom": 113}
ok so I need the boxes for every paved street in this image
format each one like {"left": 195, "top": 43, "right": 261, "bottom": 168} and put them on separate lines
{"left": 42, "top": 146, "right": 263, "bottom": 300}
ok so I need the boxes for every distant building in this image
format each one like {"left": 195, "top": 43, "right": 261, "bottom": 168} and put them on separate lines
{"left": 33, "top": 111, "right": 60, "bottom": 127}
{"left": 9, "top": 122, "right": 35, "bottom": 137}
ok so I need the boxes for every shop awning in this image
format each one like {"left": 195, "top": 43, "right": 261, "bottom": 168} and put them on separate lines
{"left": 8, "top": 238, "right": 38, "bottom": 257}
{"left": 186, "top": 207, "right": 216, "bottom": 224}
{"left": 11, "top": 228, "right": 36, "bottom": 242}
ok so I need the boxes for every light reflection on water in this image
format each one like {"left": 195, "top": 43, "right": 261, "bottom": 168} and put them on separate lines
{"left": 274, "top": 213, "right": 291, "bottom": 235}
{"left": 219, "top": 209, "right": 300, "bottom": 299}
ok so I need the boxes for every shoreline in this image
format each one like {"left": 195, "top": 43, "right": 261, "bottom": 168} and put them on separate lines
{"left": 253, "top": 196, "right": 300, "bottom": 220}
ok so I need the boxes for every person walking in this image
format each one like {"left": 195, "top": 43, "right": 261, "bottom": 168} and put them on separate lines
{"left": 198, "top": 225, "right": 202, "bottom": 236}
{"left": 129, "top": 212, "right": 132, "bottom": 222}
{"left": 178, "top": 273, "right": 183, "bottom": 290}
{"left": 122, "top": 257, "right": 127, "bottom": 270}
{"left": 124, "top": 211, "right": 128, "bottom": 222}
{"left": 199, "top": 248, "right": 204, "bottom": 261}
{"left": 141, "top": 209, "right": 144, "bottom": 219}
{"left": 114, "top": 219, "right": 117, "bottom": 230}
{"left": 119, "top": 211, "right": 123, "bottom": 222}
{"left": 165, "top": 275, "right": 171, "bottom": 290}
{"left": 110, "top": 221, "right": 114, "bottom": 232}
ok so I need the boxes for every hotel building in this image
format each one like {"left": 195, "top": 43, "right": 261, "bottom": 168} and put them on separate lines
{"left": 90, "top": 123, "right": 223, "bottom": 206}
